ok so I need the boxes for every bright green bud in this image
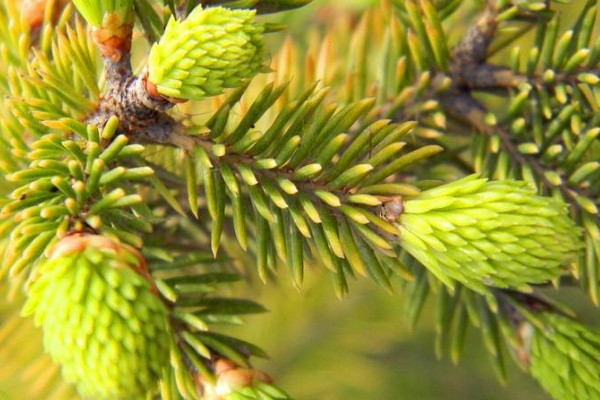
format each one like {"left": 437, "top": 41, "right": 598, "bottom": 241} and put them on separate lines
{"left": 22, "top": 234, "right": 170, "bottom": 400}
{"left": 397, "top": 175, "right": 582, "bottom": 292}
{"left": 515, "top": 312, "right": 600, "bottom": 400}
{"left": 71, "top": 0, "right": 133, "bottom": 28}
{"left": 147, "top": 6, "right": 265, "bottom": 101}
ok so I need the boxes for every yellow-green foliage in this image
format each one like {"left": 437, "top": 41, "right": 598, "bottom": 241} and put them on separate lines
{"left": 22, "top": 235, "right": 170, "bottom": 400}
{"left": 71, "top": 0, "right": 133, "bottom": 27}
{"left": 529, "top": 312, "right": 600, "bottom": 400}
{"left": 148, "top": 6, "right": 264, "bottom": 100}
{"left": 399, "top": 175, "right": 583, "bottom": 292}
{"left": 0, "top": 1, "right": 599, "bottom": 400}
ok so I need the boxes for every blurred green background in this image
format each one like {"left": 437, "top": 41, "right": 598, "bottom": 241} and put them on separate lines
{"left": 235, "top": 267, "right": 599, "bottom": 400}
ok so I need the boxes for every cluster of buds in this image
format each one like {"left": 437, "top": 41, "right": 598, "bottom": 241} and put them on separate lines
{"left": 146, "top": 6, "right": 265, "bottom": 101}
{"left": 397, "top": 175, "right": 583, "bottom": 292}
{"left": 502, "top": 293, "right": 600, "bottom": 400}
{"left": 527, "top": 312, "right": 600, "bottom": 400}
{"left": 22, "top": 234, "right": 170, "bottom": 400}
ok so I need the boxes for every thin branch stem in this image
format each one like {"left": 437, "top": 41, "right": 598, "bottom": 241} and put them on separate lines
{"left": 167, "top": 131, "right": 356, "bottom": 200}
{"left": 456, "top": 64, "right": 600, "bottom": 91}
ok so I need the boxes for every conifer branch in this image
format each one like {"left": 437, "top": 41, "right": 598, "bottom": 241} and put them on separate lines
{"left": 2, "top": 1, "right": 600, "bottom": 399}
{"left": 436, "top": 0, "right": 600, "bottom": 220}
{"left": 458, "top": 65, "right": 600, "bottom": 91}
{"left": 439, "top": 91, "right": 587, "bottom": 215}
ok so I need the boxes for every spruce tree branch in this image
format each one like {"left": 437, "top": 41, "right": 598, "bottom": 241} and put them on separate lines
{"left": 166, "top": 131, "right": 361, "bottom": 200}
{"left": 438, "top": 3, "right": 599, "bottom": 218}
{"left": 102, "top": 53, "right": 134, "bottom": 93}
{"left": 448, "top": 3, "right": 523, "bottom": 91}
{"left": 439, "top": 91, "right": 586, "bottom": 214}
{"left": 89, "top": 67, "right": 177, "bottom": 143}
{"left": 456, "top": 64, "right": 527, "bottom": 89}
{"left": 135, "top": 129, "right": 403, "bottom": 244}
{"left": 447, "top": 2, "right": 600, "bottom": 92}
{"left": 450, "top": 5, "right": 498, "bottom": 86}
{"left": 384, "top": 4, "right": 595, "bottom": 212}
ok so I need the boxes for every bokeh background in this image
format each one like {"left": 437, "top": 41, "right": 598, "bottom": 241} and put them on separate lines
{"left": 237, "top": 267, "right": 600, "bottom": 400}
